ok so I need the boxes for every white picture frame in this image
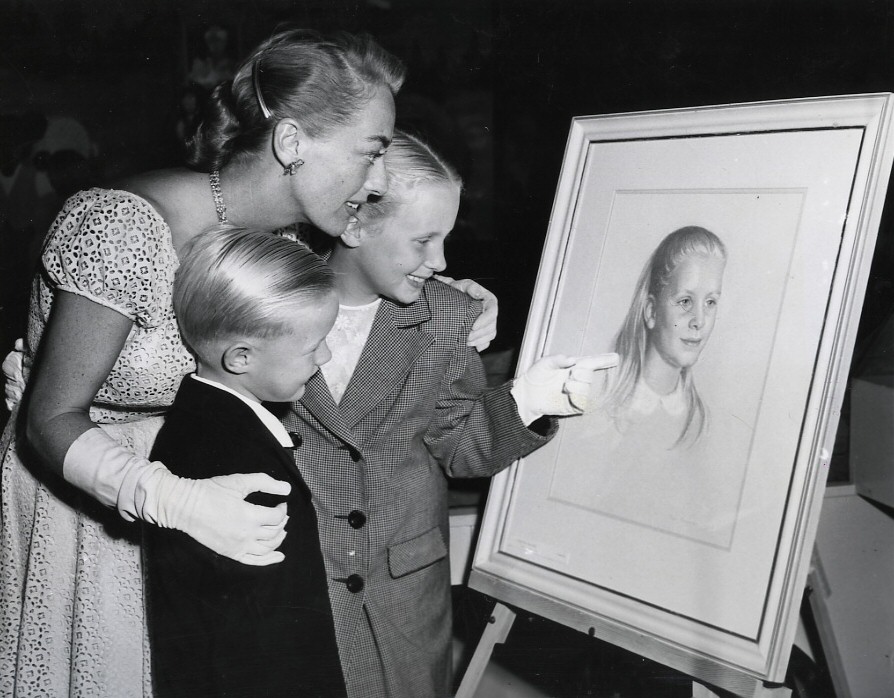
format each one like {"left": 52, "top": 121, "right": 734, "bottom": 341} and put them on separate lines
{"left": 469, "top": 94, "right": 894, "bottom": 694}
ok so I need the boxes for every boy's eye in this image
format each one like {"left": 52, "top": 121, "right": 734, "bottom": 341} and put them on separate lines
{"left": 676, "top": 297, "right": 692, "bottom": 310}
{"left": 365, "top": 150, "right": 385, "bottom": 165}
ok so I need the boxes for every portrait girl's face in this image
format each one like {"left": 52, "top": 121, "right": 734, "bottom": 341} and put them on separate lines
{"left": 644, "top": 252, "right": 725, "bottom": 372}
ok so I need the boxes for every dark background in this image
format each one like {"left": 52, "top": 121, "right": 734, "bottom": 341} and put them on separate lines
{"left": 2, "top": 1, "right": 889, "bottom": 694}
{"left": 5, "top": 1, "right": 894, "bottom": 482}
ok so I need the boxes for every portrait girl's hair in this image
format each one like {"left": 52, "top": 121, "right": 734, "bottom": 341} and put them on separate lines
{"left": 173, "top": 226, "right": 335, "bottom": 362}
{"left": 188, "top": 28, "right": 406, "bottom": 172}
{"left": 605, "top": 225, "right": 727, "bottom": 446}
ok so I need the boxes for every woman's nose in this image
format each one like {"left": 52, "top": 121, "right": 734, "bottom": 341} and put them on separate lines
{"left": 363, "top": 158, "right": 388, "bottom": 197}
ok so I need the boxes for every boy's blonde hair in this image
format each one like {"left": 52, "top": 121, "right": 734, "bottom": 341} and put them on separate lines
{"left": 173, "top": 226, "right": 334, "bottom": 363}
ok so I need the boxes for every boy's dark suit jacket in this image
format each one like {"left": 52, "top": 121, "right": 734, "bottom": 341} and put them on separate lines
{"left": 144, "top": 376, "right": 347, "bottom": 698}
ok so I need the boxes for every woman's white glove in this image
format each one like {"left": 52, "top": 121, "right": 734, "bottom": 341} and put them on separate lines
{"left": 435, "top": 275, "right": 498, "bottom": 352}
{"left": 510, "top": 353, "right": 619, "bottom": 425}
{"left": 65, "top": 428, "right": 291, "bottom": 566}
{"left": 3, "top": 338, "right": 30, "bottom": 411}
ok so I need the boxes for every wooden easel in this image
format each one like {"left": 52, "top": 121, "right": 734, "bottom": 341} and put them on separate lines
{"left": 455, "top": 602, "right": 793, "bottom": 698}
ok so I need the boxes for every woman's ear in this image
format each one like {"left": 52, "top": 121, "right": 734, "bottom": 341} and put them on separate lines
{"left": 272, "top": 118, "right": 307, "bottom": 170}
{"left": 222, "top": 342, "right": 252, "bottom": 374}
{"left": 643, "top": 296, "right": 657, "bottom": 330}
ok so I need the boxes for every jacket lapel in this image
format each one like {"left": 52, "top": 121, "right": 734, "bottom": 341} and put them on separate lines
{"left": 296, "top": 370, "right": 360, "bottom": 450}
{"left": 175, "top": 377, "right": 297, "bottom": 475}
{"left": 336, "top": 297, "right": 434, "bottom": 429}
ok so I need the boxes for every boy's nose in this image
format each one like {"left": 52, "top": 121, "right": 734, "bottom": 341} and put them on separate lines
{"left": 316, "top": 340, "right": 333, "bottom": 367}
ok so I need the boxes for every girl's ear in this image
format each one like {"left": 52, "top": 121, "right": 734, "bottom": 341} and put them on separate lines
{"left": 643, "top": 296, "right": 657, "bottom": 330}
{"left": 222, "top": 342, "right": 252, "bottom": 374}
{"left": 339, "top": 216, "right": 364, "bottom": 248}
{"left": 339, "top": 216, "right": 377, "bottom": 249}
{"left": 272, "top": 118, "right": 307, "bottom": 170}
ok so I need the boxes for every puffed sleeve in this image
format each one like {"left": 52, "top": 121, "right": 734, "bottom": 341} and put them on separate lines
{"left": 41, "top": 190, "right": 172, "bottom": 327}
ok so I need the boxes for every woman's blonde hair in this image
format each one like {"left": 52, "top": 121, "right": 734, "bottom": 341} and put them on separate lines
{"left": 605, "top": 226, "right": 727, "bottom": 446}
{"left": 173, "top": 226, "right": 334, "bottom": 362}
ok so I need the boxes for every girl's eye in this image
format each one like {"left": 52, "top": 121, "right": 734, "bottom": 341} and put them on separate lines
{"left": 365, "top": 150, "right": 385, "bottom": 165}
{"left": 706, "top": 297, "right": 717, "bottom": 307}
{"left": 676, "top": 297, "right": 692, "bottom": 310}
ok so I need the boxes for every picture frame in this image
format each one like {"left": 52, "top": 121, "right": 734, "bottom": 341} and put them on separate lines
{"left": 469, "top": 94, "right": 894, "bottom": 694}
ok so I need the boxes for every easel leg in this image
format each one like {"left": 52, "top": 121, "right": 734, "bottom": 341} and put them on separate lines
{"left": 455, "top": 602, "right": 516, "bottom": 698}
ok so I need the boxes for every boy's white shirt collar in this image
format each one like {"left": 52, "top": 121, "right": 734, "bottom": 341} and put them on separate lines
{"left": 189, "top": 374, "right": 294, "bottom": 447}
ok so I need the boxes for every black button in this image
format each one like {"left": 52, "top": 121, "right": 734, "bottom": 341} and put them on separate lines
{"left": 347, "top": 510, "right": 367, "bottom": 529}
{"left": 345, "top": 574, "right": 364, "bottom": 593}
{"left": 349, "top": 449, "right": 361, "bottom": 462}
{"left": 288, "top": 432, "right": 302, "bottom": 448}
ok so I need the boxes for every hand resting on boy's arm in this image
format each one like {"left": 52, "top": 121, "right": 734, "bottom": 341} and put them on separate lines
{"left": 23, "top": 291, "right": 291, "bottom": 566}
{"left": 510, "top": 353, "right": 620, "bottom": 425}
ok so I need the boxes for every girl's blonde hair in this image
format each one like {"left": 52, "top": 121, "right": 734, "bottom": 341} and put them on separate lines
{"left": 173, "top": 226, "right": 334, "bottom": 362}
{"left": 605, "top": 226, "right": 727, "bottom": 446}
{"left": 357, "top": 129, "right": 463, "bottom": 233}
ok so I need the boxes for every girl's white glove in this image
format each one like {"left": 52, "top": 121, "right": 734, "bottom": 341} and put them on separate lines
{"left": 3, "top": 338, "right": 29, "bottom": 411}
{"left": 65, "top": 428, "right": 291, "bottom": 566}
{"left": 510, "top": 353, "right": 619, "bottom": 425}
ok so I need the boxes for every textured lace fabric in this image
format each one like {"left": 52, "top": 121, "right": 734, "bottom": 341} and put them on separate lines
{"left": 320, "top": 299, "right": 381, "bottom": 404}
{"left": 0, "top": 188, "right": 194, "bottom": 697}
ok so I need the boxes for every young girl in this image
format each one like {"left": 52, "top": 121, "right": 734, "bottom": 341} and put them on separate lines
{"left": 550, "top": 226, "right": 738, "bottom": 546}
{"left": 604, "top": 225, "right": 727, "bottom": 448}
{"left": 287, "top": 131, "right": 616, "bottom": 698}
{"left": 144, "top": 227, "right": 345, "bottom": 697}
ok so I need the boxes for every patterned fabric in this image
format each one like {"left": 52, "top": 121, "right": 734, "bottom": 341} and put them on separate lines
{"left": 0, "top": 188, "right": 193, "bottom": 697}
{"left": 284, "top": 280, "right": 558, "bottom": 698}
{"left": 321, "top": 299, "right": 381, "bottom": 404}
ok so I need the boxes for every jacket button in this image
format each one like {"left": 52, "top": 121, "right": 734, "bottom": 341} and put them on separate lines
{"left": 345, "top": 574, "right": 364, "bottom": 593}
{"left": 349, "top": 449, "right": 361, "bottom": 462}
{"left": 288, "top": 432, "right": 302, "bottom": 448}
{"left": 347, "top": 510, "right": 366, "bottom": 529}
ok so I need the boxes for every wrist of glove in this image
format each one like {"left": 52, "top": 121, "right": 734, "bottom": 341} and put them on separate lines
{"left": 3, "top": 338, "right": 30, "bottom": 412}
{"left": 510, "top": 353, "right": 619, "bottom": 425}
{"left": 64, "top": 428, "right": 291, "bottom": 566}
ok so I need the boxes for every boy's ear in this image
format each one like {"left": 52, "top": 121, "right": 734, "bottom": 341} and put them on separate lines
{"left": 222, "top": 342, "right": 253, "bottom": 375}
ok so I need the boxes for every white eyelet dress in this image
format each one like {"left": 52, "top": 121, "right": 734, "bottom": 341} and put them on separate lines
{"left": 0, "top": 189, "right": 195, "bottom": 697}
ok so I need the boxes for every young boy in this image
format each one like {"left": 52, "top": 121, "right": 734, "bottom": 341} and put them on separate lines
{"left": 143, "top": 227, "right": 346, "bottom": 697}
{"left": 285, "top": 132, "right": 617, "bottom": 698}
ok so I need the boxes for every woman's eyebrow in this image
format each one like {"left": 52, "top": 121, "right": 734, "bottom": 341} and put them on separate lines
{"left": 365, "top": 135, "right": 392, "bottom": 149}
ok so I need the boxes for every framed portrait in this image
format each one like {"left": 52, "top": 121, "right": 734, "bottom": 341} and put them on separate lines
{"left": 469, "top": 94, "right": 894, "bottom": 694}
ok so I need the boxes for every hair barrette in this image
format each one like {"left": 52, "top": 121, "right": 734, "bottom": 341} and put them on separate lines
{"left": 252, "top": 58, "right": 272, "bottom": 119}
